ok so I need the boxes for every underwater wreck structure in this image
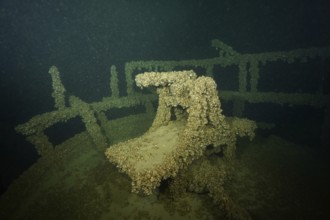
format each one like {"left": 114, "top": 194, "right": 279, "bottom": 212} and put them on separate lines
{"left": 1, "top": 40, "right": 330, "bottom": 219}
{"left": 14, "top": 40, "right": 330, "bottom": 156}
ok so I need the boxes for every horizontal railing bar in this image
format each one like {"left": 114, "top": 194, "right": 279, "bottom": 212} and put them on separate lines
{"left": 220, "top": 91, "right": 330, "bottom": 107}
{"left": 15, "top": 94, "right": 157, "bottom": 136}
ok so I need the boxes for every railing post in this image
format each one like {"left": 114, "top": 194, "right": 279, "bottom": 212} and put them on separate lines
{"left": 249, "top": 59, "right": 260, "bottom": 93}
{"left": 233, "top": 60, "right": 248, "bottom": 117}
{"left": 69, "top": 96, "right": 107, "bottom": 151}
{"left": 49, "top": 66, "right": 66, "bottom": 110}
{"left": 110, "top": 65, "right": 119, "bottom": 98}
{"left": 125, "top": 63, "right": 134, "bottom": 96}
{"left": 26, "top": 132, "right": 54, "bottom": 157}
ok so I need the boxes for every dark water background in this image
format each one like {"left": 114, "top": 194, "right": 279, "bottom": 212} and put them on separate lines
{"left": 1, "top": 0, "right": 330, "bottom": 195}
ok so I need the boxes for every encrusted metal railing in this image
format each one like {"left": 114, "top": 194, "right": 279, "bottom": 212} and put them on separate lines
{"left": 15, "top": 65, "right": 157, "bottom": 156}
{"left": 15, "top": 40, "right": 330, "bottom": 156}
